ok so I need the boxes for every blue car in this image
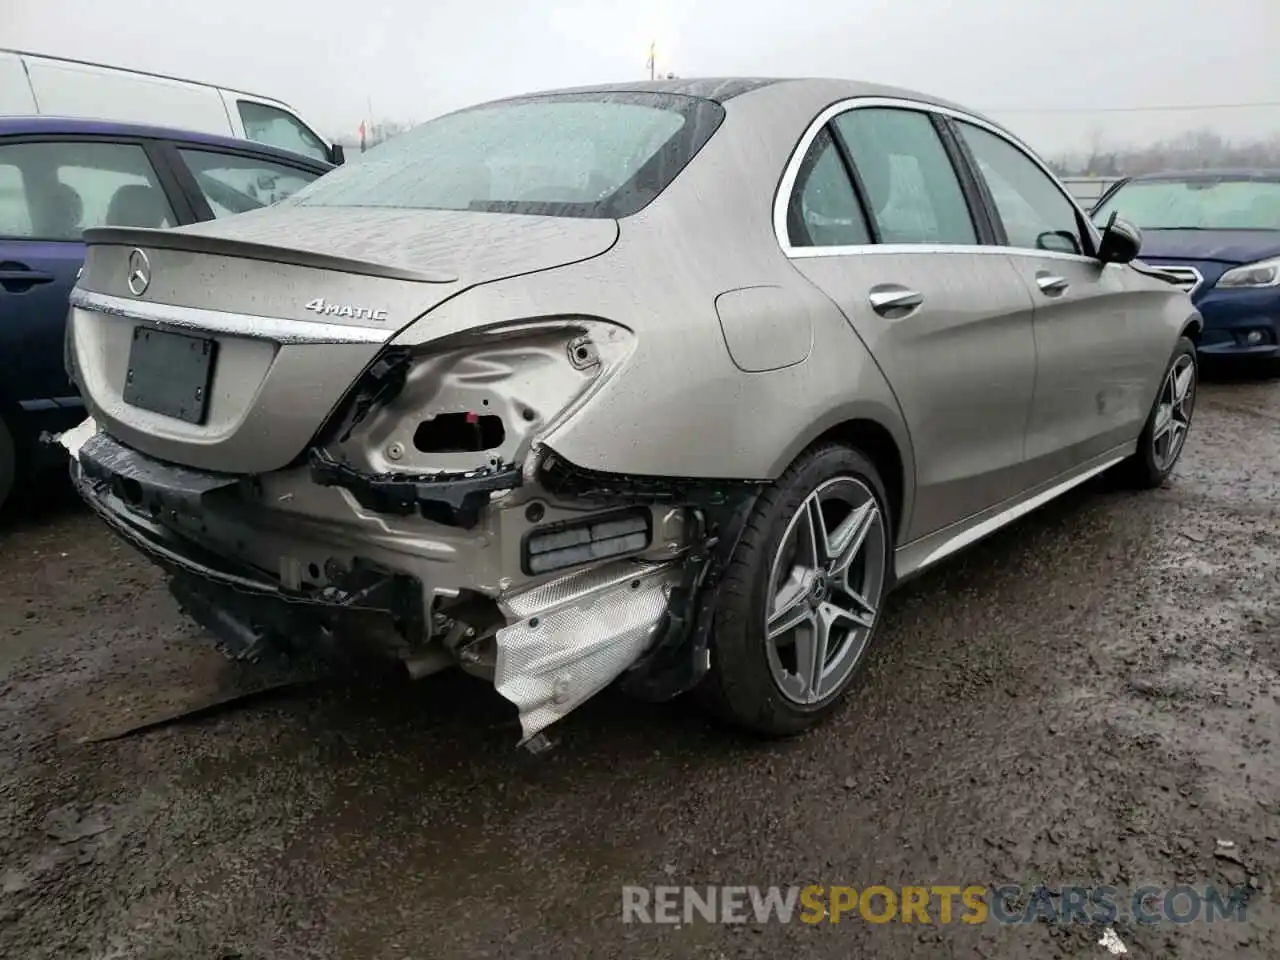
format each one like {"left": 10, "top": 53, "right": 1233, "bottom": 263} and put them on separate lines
{"left": 1092, "top": 169, "right": 1280, "bottom": 369}
{"left": 0, "top": 117, "right": 333, "bottom": 509}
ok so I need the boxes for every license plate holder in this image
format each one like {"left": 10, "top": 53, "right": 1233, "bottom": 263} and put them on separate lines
{"left": 122, "top": 326, "right": 217, "bottom": 425}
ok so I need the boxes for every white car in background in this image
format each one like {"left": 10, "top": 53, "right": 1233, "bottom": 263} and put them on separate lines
{"left": 0, "top": 47, "right": 344, "bottom": 167}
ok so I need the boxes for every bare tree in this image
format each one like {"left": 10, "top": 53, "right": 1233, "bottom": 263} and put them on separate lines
{"left": 1052, "top": 128, "right": 1280, "bottom": 177}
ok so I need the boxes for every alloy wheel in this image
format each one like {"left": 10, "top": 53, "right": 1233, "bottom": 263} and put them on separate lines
{"left": 1153, "top": 353, "right": 1196, "bottom": 471}
{"left": 763, "top": 476, "right": 887, "bottom": 705}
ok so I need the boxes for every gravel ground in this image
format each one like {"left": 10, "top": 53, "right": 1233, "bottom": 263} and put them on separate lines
{"left": 1, "top": 376, "right": 1277, "bottom": 959}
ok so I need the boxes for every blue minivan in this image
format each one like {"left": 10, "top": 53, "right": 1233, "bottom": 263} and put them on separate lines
{"left": 0, "top": 116, "right": 333, "bottom": 509}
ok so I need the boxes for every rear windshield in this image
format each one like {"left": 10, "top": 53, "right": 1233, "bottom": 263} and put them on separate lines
{"left": 1093, "top": 178, "right": 1280, "bottom": 230}
{"left": 287, "top": 92, "right": 725, "bottom": 219}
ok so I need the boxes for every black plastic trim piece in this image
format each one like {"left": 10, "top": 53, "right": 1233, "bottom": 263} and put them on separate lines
{"left": 932, "top": 113, "right": 1002, "bottom": 247}
{"left": 73, "top": 463, "right": 289, "bottom": 597}
{"left": 619, "top": 486, "right": 760, "bottom": 701}
{"left": 538, "top": 449, "right": 763, "bottom": 506}
{"left": 308, "top": 448, "right": 522, "bottom": 528}
{"left": 321, "top": 348, "right": 413, "bottom": 448}
{"left": 78, "top": 431, "right": 239, "bottom": 514}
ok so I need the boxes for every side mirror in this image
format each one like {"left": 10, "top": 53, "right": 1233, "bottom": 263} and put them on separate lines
{"left": 329, "top": 143, "right": 346, "bottom": 166}
{"left": 1096, "top": 212, "right": 1142, "bottom": 264}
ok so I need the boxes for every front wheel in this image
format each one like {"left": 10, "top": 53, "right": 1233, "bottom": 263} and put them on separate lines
{"left": 697, "top": 444, "right": 892, "bottom": 735}
{"left": 1119, "top": 336, "right": 1197, "bottom": 489}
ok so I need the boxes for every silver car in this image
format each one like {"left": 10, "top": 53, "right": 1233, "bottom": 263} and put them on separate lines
{"left": 61, "top": 79, "right": 1200, "bottom": 744}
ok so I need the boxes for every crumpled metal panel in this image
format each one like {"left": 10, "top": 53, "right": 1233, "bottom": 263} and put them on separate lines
{"left": 494, "top": 559, "right": 681, "bottom": 742}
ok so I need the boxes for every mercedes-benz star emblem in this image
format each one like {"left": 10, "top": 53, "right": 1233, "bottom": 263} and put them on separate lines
{"left": 126, "top": 248, "right": 151, "bottom": 296}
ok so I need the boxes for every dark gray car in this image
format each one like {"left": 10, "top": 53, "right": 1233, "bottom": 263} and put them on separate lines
{"left": 60, "top": 78, "right": 1201, "bottom": 744}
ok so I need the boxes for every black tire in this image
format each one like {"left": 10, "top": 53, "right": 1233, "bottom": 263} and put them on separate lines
{"left": 0, "top": 413, "right": 16, "bottom": 515}
{"left": 697, "top": 443, "right": 892, "bottom": 736}
{"left": 1118, "top": 336, "right": 1198, "bottom": 490}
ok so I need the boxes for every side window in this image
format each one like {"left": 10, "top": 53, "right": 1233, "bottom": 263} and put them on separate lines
{"left": 833, "top": 108, "right": 976, "bottom": 245}
{"left": 178, "top": 148, "right": 322, "bottom": 218}
{"left": 955, "top": 121, "right": 1086, "bottom": 255}
{"left": 237, "top": 101, "right": 328, "bottom": 163}
{"left": 787, "top": 127, "right": 872, "bottom": 247}
{"left": 0, "top": 141, "right": 174, "bottom": 240}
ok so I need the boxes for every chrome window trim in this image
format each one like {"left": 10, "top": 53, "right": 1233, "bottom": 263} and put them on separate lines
{"left": 69, "top": 288, "right": 393, "bottom": 345}
{"left": 774, "top": 95, "right": 1103, "bottom": 263}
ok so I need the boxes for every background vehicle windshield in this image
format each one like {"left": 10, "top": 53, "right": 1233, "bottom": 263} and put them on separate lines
{"left": 1093, "top": 178, "right": 1280, "bottom": 230}
{"left": 287, "top": 91, "right": 724, "bottom": 219}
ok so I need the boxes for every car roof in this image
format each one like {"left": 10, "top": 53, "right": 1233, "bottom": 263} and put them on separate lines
{"left": 500, "top": 77, "right": 787, "bottom": 102}
{"left": 490, "top": 75, "right": 989, "bottom": 113}
{"left": 0, "top": 115, "right": 332, "bottom": 169}
{"left": 481, "top": 76, "right": 1022, "bottom": 148}
{"left": 1127, "top": 168, "right": 1280, "bottom": 183}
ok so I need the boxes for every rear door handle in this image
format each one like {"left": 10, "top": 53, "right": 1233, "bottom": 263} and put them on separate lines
{"left": 868, "top": 285, "right": 924, "bottom": 316}
{"left": 1035, "top": 273, "right": 1070, "bottom": 296}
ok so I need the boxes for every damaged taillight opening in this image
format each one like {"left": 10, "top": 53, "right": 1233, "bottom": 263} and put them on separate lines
{"left": 302, "top": 317, "right": 636, "bottom": 529}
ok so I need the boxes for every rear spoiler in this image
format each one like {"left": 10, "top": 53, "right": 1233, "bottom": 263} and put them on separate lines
{"left": 81, "top": 226, "right": 457, "bottom": 284}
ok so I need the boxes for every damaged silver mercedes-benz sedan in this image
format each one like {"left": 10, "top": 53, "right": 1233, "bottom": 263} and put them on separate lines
{"left": 61, "top": 78, "right": 1201, "bottom": 745}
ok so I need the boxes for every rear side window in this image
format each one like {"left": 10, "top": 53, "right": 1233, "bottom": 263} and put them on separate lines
{"left": 238, "top": 101, "right": 329, "bottom": 163}
{"left": 178, "top": 148, "right": 321, "bottom": 218}
{"left": 833, "top": 108, "right": 976, "bottom": 245}
{"left": 287, "top": 92, "right": 726, "bottom": 219}
{"left": 0, "top": 140, "right": 174, "bottom": 240}
{"left": 787, "top": 127, "right": 871, "bottom": 247}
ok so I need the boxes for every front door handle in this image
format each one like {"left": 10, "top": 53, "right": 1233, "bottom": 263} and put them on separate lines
{"left": 868, "top": 285, "right": 924, "bottom": 316}
{"left": 1035, "top": 273, "right": 1070, "bottom": 296}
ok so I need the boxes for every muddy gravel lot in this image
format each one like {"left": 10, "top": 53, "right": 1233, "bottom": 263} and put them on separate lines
{"left": 1, "top": 375, "right": 1277, "bottom": 959}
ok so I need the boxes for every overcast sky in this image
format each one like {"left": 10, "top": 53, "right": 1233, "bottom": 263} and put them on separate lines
{"left": 8, "top": 0, "right": 1279, "bottom": 155}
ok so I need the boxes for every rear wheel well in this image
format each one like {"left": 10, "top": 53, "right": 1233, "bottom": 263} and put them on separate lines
{"left": 808, "top": 419, "right": 904, "bottom": 538}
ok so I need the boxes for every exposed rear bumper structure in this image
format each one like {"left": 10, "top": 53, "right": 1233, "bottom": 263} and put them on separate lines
{"left": 65, "top": 423, "right": 752, "bottom": 742}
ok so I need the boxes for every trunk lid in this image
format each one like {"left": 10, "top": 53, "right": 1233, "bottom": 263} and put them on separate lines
{"left": 70, "top": 206, "right": 618, "bottom": 475}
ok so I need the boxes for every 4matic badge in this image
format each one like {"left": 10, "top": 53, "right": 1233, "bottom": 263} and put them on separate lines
{"left": 304, "top": 297, "right": 388, "bottom": 322}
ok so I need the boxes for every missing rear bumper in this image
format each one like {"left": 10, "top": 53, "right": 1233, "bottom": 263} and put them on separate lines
{"left": 65, "top": 419, "right": 765, "bottom": 741}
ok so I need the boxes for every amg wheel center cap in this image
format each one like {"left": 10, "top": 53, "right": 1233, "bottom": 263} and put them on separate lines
{"left": 810, "top": 573, "right": 829, "bottom": 606}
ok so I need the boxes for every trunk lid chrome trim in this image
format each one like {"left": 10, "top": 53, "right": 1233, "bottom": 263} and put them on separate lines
{"left": 70, "top": 288, "right": 393, "bottom": 345}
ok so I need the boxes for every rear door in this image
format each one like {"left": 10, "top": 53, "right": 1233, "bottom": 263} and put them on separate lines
{"left": 0, "top": 137, "right": 185, "bottom": 410}
{"left": 948, "top": 119, "right": 1157, "bottom": 482}
{"left": 784, "top": 103, "right": 1039, "bottom": 541}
